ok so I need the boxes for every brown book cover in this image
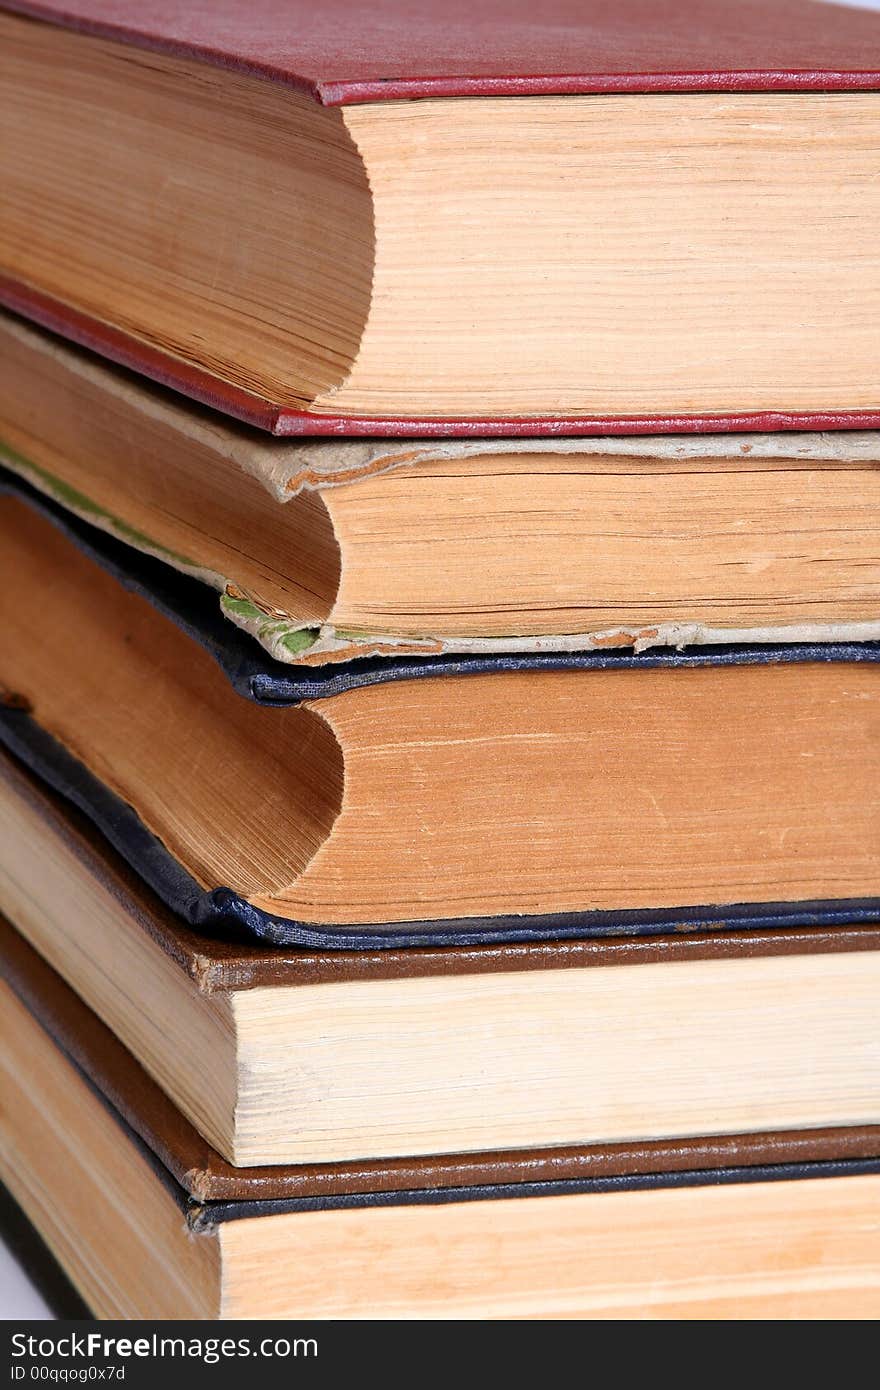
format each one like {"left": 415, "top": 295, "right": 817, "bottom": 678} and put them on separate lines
{"left": 2, "top": 753, "right": 880, "bottom": 1211}
{"left": 4, "top": 922, "right": 879, "bottom": 1319}
{"left": 3, "top": 917, "right": 880, "bottom": 1217}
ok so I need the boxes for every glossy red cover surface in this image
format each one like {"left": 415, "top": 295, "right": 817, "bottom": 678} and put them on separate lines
{"left": 5, "top": 0, "right": 880, "bottom": 104}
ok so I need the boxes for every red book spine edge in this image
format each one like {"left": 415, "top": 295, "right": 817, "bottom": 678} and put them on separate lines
{"left": 3, "top": 277, "right": 880, "bottom": 438}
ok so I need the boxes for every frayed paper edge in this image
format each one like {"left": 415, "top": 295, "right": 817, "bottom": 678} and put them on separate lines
{"left": 8, "top": 442, "right": 880, "bottom": 669}
{"left": 220, "top": 603, "right": 880, "bottom": 667}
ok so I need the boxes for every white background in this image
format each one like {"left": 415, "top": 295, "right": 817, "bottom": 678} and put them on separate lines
{"left": 1, "top": 1237, "right": 53, "bottom": 1319}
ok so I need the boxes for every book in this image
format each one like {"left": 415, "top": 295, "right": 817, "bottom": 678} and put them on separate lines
{"left": 4, "top": 313, "right": 880, "bottom": 666}
{"left": 3, "top": 480, "right": 880, "bottom": 949}
{"left": 2, "top": 2, "right": 880, "bottom": 433}
{"left": 3, "top": 921, "right": 879, "bottom": 1319}
{"left": 4, "top": 750, "right": 880, "bottom": 1167}
{"left": 0, "top": 1186, "right": 89, "bottom": 1319}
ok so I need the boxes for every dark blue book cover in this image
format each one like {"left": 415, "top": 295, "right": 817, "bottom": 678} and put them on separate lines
{"left": 3, "top": 466, "right": 879, "bottom": 950}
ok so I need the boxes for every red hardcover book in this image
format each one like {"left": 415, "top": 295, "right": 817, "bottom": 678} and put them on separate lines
{"left": 2, "top": 0, "right": 880, "bottom": 435}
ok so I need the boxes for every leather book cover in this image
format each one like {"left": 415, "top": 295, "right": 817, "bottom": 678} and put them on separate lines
{"left": 3, "top": 917, "right": 879, "bottom": 1220}
{"left": 8, "top": 0, "right": 880, "bottom": 104}
{"left": 2, "top": 1, "right": 880, "bottom": 436}
{"left": 3, "top": 468, "right": 880, "bottom": 950}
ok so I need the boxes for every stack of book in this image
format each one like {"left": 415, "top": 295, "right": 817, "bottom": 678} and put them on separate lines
{"left": 1, "top": 0, "right": 879, "bottom": 1320}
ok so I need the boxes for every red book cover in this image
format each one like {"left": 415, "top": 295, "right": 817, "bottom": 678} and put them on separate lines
{"left": 7, "top": 0, "right": 880, "bottom": 103}
{"left": 2, "top": 0, "right": 880, "bottom": 435}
